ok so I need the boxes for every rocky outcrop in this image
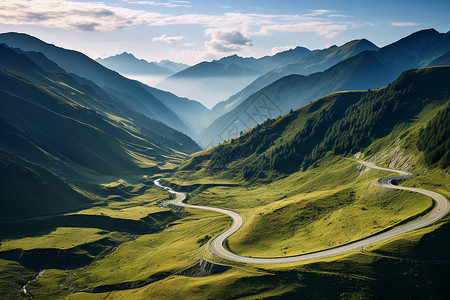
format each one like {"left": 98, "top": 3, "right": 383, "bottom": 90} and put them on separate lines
{"left": 177, "top": 259, "right": 231, "bottom": 277}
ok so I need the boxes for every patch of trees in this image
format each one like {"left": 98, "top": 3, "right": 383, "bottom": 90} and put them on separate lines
{"left": 418, "top": 104, "right": 450, "bottom": 169}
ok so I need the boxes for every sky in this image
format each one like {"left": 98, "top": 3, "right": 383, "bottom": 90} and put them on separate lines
{"left": 0, "top": 0, "right": 449, "bottom": 65}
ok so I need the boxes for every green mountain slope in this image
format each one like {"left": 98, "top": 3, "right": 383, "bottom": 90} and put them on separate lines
{"left": 0, "top": 45, "right": 200, "bottom": 155}
{"left": 161, "top": 66, "right": 450, "bottom": 299}
{"left": 0, "top": 32, "right": 202, "bottom": 137}
{"left": 418, "top": 103, "right": 450, "bottom": 169}
{"left": 0, "top": 150, "right": 91, "bottom": 222}
{"left": 182, "top": 66, "right": 450, "bottom": 179}
{"left": 0, "top": 44, "right": 202, "bottom": 220}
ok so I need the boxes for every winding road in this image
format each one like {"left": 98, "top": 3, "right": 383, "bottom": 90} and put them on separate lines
{"left": 154, "top": 161, "right": 449, "bottom": 264}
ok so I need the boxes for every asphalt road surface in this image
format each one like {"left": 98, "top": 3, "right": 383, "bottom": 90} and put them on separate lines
{"left": 155, "top": 161, "right": 449, "bottom": 264}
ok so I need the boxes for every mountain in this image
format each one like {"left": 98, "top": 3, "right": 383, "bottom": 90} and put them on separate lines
{"left": 139, "top": 84, "right": 210, "bottom": 133}
{"left": 181, "top": 66, "right": 450, "bottom": 179}
{"left": 0, "top": 32, "right": 206, "bottom": 138}
{"left": 171, "top": 61, "right": 261, "bottom": 78}
{"left": 156, "top": 47, "right": 312, "bottom": 108}
{"left": 96, "top": 52, "right": 174, "bottom": 75}
{"left": 200, "top": 50, "right": 393, "bottom": 147}
{"left": 0, "top": 44, "right": 200, "bottom": 220}
{"left": 200, "top": 29, "right": 450, "bottom": 147}
{"left": 156, "top": 61, "right": 263, "bottom": 108}
{"left": 0, "top": 149, "right": 91, "bottom": 222}
{"left": 217, "top": 46, "right": 312, "bottom": 73}
{"left": 426, "top": 49, "right": 450, "bottom": 67}
{"left": 376, "top": 29, "right": 450, "bottom": 77}
{"left": 155, "top": 60, "right": 190, "bottom": 73}
{"left": 206, "top": 39, "right": 379, "bottom": 125}
{"left": 169, "top": 68, "right": 450, "bottom": 300}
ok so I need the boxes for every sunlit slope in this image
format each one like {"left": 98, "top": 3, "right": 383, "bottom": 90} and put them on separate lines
{"left": 0, "top": 45, "right": 201, "bottom": 220}
{"left": 184, "top": 66, "right": 450, "bottom": 180}
{"left": 173, "top": 66, "right": 450, "bottom": 259}
{"left": 0, "top": 32, "right": 205, "bottom": 137}
{"left": 0, "top": 150, "right": 91, "bottom": 222}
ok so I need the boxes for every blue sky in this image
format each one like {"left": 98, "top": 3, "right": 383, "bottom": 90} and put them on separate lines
{"left": 0, "top": 0, "right": 448, "bottom": 64}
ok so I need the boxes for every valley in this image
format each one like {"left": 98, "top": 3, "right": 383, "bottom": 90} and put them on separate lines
{"left": 155, "top": 160, "right": 449, "bottom": 264}
{"left": 0, "top": 26, "right": 449, "bottom": 299}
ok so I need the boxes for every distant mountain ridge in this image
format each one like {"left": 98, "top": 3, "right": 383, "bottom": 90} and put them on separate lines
{"left": 96, "top": 52, "right": 174, "bottom": 75}
{"left": 0, "top": 43, "right": 201, "bottom": 220}
{"left": 205, "top": 38, "right": 379, "bottom": 126}
{"left": 155, "top": 59, "right": 189, "bottom": 73}
{"left": 155, "top": 44, "right": 312, "bottom": 107}
{"left": 170, "top": 61, "right": 261, "bottom": 78}
{"left": 0, "top": 32, "right": 208, "bottom": 139}
{"left": 199, "top": 29, "right": 450, "bottom": 147}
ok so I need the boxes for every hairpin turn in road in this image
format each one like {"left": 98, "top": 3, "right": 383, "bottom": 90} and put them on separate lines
{"left": 154, "top": 161, "right": 449, "bottom": 264}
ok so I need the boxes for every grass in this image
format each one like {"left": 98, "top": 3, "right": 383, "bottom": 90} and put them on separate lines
{"left": 0, "top": 227, "right": 112, "bottom": 251}
{"left": 58, "top": 217, "right": 450, "bottom": 299}
{"left": 180, "top": 156, "right": 432, "bottom": 258}
{"left": 12, "top": 203, "right": 230, "bottom": 298}
{"left": 0, "top": 259, "right": 36, "bottom": 300}
{"left": 74, "top": 187, "right": 170, "bottom": 220}
{"left": 1, "top": 68, "right": 449, "bottom": 298}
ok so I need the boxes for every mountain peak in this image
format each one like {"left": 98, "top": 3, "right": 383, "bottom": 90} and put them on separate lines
{"left": 342, "top": 38, "right": 378, "bottom": 52}
{"left": 117, "top": 51, "right": 135, "bottom": 58}
{"left": 406, "top": 28, "right": 440, "bottom": 39}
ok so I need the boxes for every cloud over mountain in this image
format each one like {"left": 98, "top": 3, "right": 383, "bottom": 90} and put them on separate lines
{"left": 205, "top": 30, "right": 253, "bottom": 52}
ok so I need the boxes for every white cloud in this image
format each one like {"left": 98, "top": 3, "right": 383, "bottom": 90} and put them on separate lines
{"left": 152, "top": 33, "right": 183, "bottom": 43}
{"left": 0, "top": 0, "right": 354, "bottom": 59}
{"left": 304, "top": 9, "right": 333, "bottom": 17}
{"left": 0, "top": 1, "right": 351, "bottom": 36}
{"left": 329, "top": 14, "right": 349, "bottom": 18}
{"left": 205, "top": 29, "right": 253, "bottom": 52}
{"left": 271, "top": 45, "right": 296, "bottom": 55}
{"left": 128, "top": 1, "right": 191, "bottom": 8}
{"left": 0, "top": 0, "right": 167, "bottom": 31}
{"left": 257, "top": 21, "right": 349, "bottom": 38}
{"left": 391, "top": 22, "right": 419, "bottom": 27}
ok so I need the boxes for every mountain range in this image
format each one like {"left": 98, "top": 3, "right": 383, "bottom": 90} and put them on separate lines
{"left": 199, "top": 29, "right": 450, "bottom": 147}
{"left": 96, "top": 52, "right": 175, "bottom": 75}
{"left": 95, "top": 53, "right": 190, "bottom": 76}
{"left": 1, "top": 28, "right": 449, "bottom": 219}
{"left": 181, "top": 65, "right": 450, "bottom": 179}
{"left": 1, "top": 28, "right": 450, "bottom": 299}
{"left": 0, "top": 32, "right": 208, "bottom": 140}
{"left": 0, "top": 42, "right": 200, "bottom": 221}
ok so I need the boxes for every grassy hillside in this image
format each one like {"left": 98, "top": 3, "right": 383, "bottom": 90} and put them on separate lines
{"left": 26, "top": 66, "right": 445, "bottom": 299}
{"left": 0, "top": 150, "right": 91, "bottom": 222}
{"left": 418, "top": 103, "right": 450, "bottom": 169}
{"left": 0, "top": 44, "right": 202, "bottom": 221}
{"left": 0, "top": 32, "right": 203, "bottom": 137}
{"left": 1, "top": 66, "right": 449, "bottom": 299}
{"left": 187, "top": 66, "right": 450, "bottom": 180}
{"left": 165, "top": 66, "right": 450, "bottom": 293}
